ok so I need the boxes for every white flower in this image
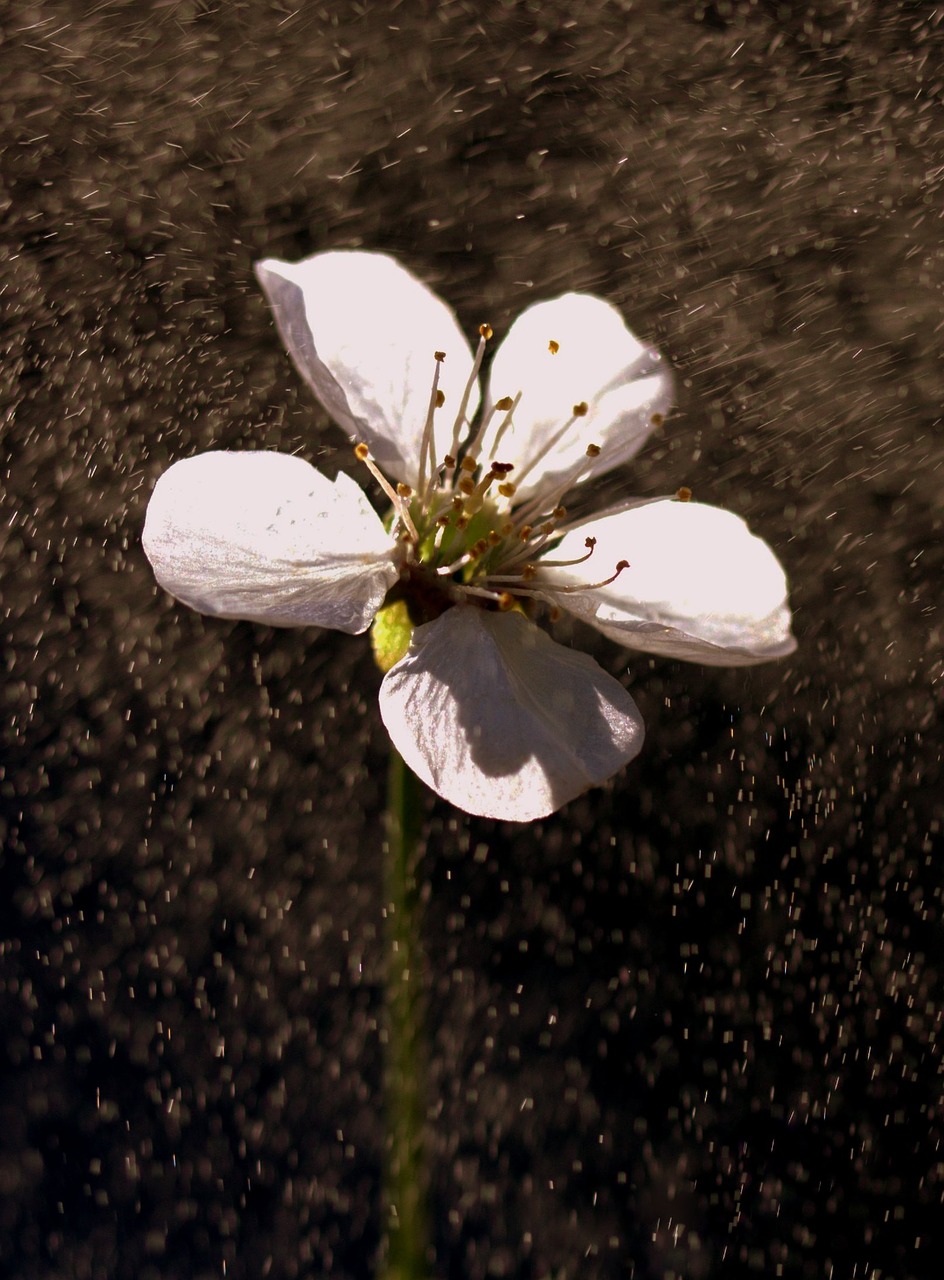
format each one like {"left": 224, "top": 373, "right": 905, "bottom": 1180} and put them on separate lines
{"left": 143, "top": 250, "right": 795, "bottom": 821}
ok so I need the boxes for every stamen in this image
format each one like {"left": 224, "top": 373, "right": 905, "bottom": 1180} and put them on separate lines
{"left": 507, "top": 441, "right": 603, "bottom": 533}
{"left": 447, "top": 327, "right": 491, "bottom": 462}
{"left": 487, "top": 564, "right": 540, "bottom": 584}
{"left": 538, "top": 559, "right": 631, "bottom": 593}
{"left": 489, "top": 391, "right": 521, "bottom": 456}
{"left": 548, "top": 339, "right": 560, "bottom": 354}
{"left": 511, "top": 400, "right": 592, "bottom": 493}
{"left": 416, "top": 352, "right": 446, "bottom": 499}
{"left": 453, "top": 582, "right": 509, "bottom": 605}
{"left": 464, "top": 392, "right": 517, "bottom": 462}
{"left": 354, "top": 442, "right": 419, "bottom": 543}
{"left": 676, "top": 486, "right": 692, "bottom": 502}
{"left": 537, "top": 536, "right": 598, "bottom": 568}
{"left": 436, "top": 534, "right": 487, "bottom": 576}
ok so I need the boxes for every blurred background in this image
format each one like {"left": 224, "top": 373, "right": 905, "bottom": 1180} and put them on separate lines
{"left": 2, "top": 1, "right": 941, "bottom": 1276}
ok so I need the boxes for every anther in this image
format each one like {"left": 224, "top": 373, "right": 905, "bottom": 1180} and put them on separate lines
{"left": 495, "top": 396, "right": 515, "bottom": 411}
{"left": 676, "top": 486, "right": 692, "bottom": 502}
{"left": 397, "top": 483, "right": 413, "bottom": 498}
{"left": 651, "top": 412, "right": 664, "bottom": 427}
{"left": 436, "top": 390, "right": 445, "bottom": 408}
{"left": 458, "top": 476, "right": 476, "bottom": 496}
{"left": 498, "top": 482, "right": 516, "bottom": 498}
{"left": 354, "top": 442, "right": 370, "bottom": 461}
{"left": 498, "top": 592, "right": 516, "bottom": 610}
{"left": 435, "top": 351, "right": 446, "bottom": 362}
{"left": 479, "top": 323, "right": 493, "bottom": 340}
{"left": 586, "top": 443, "right": 601, "bottom": 458}
{"left": 460, "top": 456, "right": 478, "bottom": 473}
{"left": 548, "top": 339, "right": 560, "bottom": 354}
{"left": 573, "top": 401, "right": 588, "bottom": 417}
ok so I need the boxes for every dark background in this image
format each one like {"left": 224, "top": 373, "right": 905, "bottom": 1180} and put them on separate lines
{"left": 3, "top": 1, "right": 942, "bottom": 1277}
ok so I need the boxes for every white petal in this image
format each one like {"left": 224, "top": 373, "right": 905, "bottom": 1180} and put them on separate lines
{"left": 480, "top": 293, "right": 673, "bottom": 500}
{"left": 379, "top": 606, "right": 644, "bottom": 821}
{"left": 540, "top": 499, "right": 796, "bottom": 665}
{"left": 255, "top": 251, "right": 478, "bottom": 487}
{"left": 142, "top": 451, "right": 399, "bottom": 633}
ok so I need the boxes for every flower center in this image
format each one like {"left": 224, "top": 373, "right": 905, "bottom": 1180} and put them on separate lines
{"left": 356, "top": 325, "right": 629, "bottom": 625}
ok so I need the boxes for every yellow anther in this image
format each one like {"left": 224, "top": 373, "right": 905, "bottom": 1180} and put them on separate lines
{"left": 676, "top": 486, "right": 692, "bottom": 502}
{"left": 553, "top": 506, "right": 567, "bottom": 519}
{"left": 500, "top": 521, "right": 515, "bottom": 536}
{"left": 435, "top": 389, "right": 445, "bottom": 408}
{"left": 498, "top": 482, "right": 517, "bottom": 498}
{"left": 548, "top": 339, "right": 560, "bottom": 354}
{"left": 397, "top": 482, "right": 412, "bottom": 498}
{"left": 495, "top": 395, "right": 515, "bottom": 411}
{"left": 498, "top": 592, "right": 516, "bottom": 610}
{"left": 573, "top": 401, "right": 588, "bottom": 417}
{"left": 458, "top": 476, "right": 476, "bottom": 496}
{"left": 586, "top": 443, "right": 601, "bottom": 458}
{"left": 443, "top": 454, "right": 456, "bottom": 469}
{"left": 354, "top": 442, "right": 370, "bottom": 461}
{"left": 521, "top": 564, "right": 537, "bottom": 581}
{"left": 519, "top": 524, "right": 533, "bottom": 541}
{"left": 460, "top": 456, "right": 478, "bottom": 473}
{"left": 479, "top": 323, "right": 493, "bottom": 340}
{"left": 488, "top": 530, "right": 502, "bottom": 546}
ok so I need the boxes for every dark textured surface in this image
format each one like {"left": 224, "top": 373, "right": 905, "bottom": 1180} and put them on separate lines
{"left": 2, "top": 2, "right": 942, "bottom": 1277}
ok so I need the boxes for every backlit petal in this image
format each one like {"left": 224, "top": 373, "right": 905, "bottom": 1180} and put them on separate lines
{"left": 255, "top": 251, "right": 477, "bottom": 487}
{"left": 379, "top": 606, "right": 644, "bottom": 820}
{"left": 540, "top": 499, "right": 796, "bottom": 665}
{"left": 481, "top": 293, "right": 673, "bottom": 500}
{"left": 143, "top": 451, "right": 398, "bottom": 633}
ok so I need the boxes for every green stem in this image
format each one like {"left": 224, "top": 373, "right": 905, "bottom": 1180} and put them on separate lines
{"left": 381, "top": 748, "right": 430, "bottom": 1280}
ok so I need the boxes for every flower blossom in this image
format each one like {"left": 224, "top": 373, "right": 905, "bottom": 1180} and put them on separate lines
{"left": 143, "top": 250, "right": 795, "bottom": 821}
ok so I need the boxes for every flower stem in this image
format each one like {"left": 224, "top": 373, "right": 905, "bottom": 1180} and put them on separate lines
{"left": 381, "top": 747, "right": 430, "bottom": 1280}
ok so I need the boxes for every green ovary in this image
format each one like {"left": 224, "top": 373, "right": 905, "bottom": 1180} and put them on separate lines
{"left": 371, "top": 598, "right": 414, "bottom": 674}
